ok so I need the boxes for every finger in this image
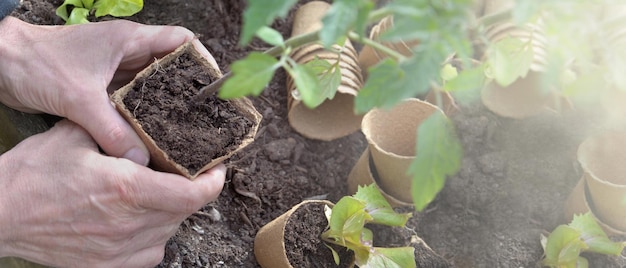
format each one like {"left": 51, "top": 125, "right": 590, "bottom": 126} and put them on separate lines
{"left": 133, "top": 164, "right": 226, "bottom": 213}
{"left": 66, "top": 90, "right": 149, "bottom": 166}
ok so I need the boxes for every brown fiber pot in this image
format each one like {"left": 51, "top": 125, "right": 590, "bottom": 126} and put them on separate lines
{"left": 253, "top": 200, "right": 355, "bottom": 268}
{"left": 111, "top": 40, "right": 261, "bottom": 179}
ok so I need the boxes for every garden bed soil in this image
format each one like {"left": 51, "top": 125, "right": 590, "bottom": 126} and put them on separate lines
{"left": 12, "top": 0, "right": 626, "bottom": 267}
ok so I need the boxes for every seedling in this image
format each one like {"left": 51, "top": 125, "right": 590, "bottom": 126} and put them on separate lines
{"left": 321, "top": 184, "right": 415, "bottom": 267}
{"left": 540, "top": 213, "right": 626, "bottom": 268}
{"left": 56, "top": 0, "right": 143, "bottom": 24}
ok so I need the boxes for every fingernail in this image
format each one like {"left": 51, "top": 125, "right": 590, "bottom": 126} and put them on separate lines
{"left": 123, "top": 147, "right": 150, "bottom": 166}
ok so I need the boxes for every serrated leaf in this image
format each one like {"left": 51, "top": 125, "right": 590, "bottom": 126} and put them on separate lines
{"left": 219, "top": 52, "right": 279, "bottom": 99}
{"left": 570, "top": 213, "right": 626, "bottom": 256}
{"left": 93, "top": 0, "right": 142, "bottom": 17}
{"left": 323, "top": 196, "right": 373, "bottom": 248}
{"left": 409, "top": 111, "right": 462, "bottom": 211}
{"left": 542, "top": 225, "right": 588, "bottom": 268}
{"left": 240, "top": 0, "right": 298, "bottom": 46}
{"left": 66, "top": 7, "right": 90, "bottom": 24}
{"left": 304, "top": 58, "right": 341, "bottom": 105}
{"left": 255, "top": 26, "right": 284, "bottom": 47}
{"left": 487, "top": 37, "right": 534, "bottom": 87}
{"left": 287, "top": 63, "right": 324, "bottom": 108}
{"left": 320, "top": 0, "right": 360, "bottom": 47}
{"left": 353, "top": 185, "right": 411, "bottom": 227}
{"left": 56, "top": 0, "right": 86, "bottom": 21}
{"left": 359, "top": 247, "right": 416, "bottom": 268}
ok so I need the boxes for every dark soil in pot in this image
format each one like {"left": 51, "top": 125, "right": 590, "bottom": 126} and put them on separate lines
{"left": 122, "top": 50, "right": 254, "bottom": 175}
{"left": 283, "top": 201, "right": 353, "bottom": 268}
{"left": 11, "top": 0, "right": 626, "bottom": 267}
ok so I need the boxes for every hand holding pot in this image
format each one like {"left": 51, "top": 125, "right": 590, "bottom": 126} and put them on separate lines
{"left": 0, "top": 17, "right": 211, "bottom": 165}
{"left": 0, "top": 120, "right": 225, "bottom": 267}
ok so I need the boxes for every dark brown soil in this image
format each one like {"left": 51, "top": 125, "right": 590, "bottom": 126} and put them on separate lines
{"left": 122, "top": 51, "right": 253, "bottom": 175}
{"left": 11, "top": 1, "right": 626, "bottom": 268}
{"left": 283, "top": 202, "right": 353, "bottom": 268}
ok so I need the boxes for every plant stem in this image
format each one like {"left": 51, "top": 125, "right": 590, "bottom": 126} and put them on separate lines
{"left": 194, "top": 31, "right": 320, "bottom": 103}
{"left": 347, "top": 31, "right": 407, "bottom": 61}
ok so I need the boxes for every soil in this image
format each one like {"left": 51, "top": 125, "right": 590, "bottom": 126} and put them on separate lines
{"left": 121, "top": 50, "right": 253, "bottom": 175}
{"left": 11, "top": 0, "right": 626, "bottom": 268}
{"left": 283, "top": 202, "right": 353, "bottom": 268}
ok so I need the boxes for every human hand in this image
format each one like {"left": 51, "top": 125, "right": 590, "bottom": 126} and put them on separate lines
{"left": 0, "top": 120, "right": 225, "bottom": 267}
{"left": 0, "top": 17, "right": 216, "bottom": 165}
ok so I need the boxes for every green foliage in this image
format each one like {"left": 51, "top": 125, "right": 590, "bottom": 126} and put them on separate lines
{"left": 56, "top": 0, "right": 142, "bottom": 24}
{"left": 240, "top": 0, "right": 298, "bottom": 46}
{"left": 541, "top": 213, "right": 626, "bottom": 268}
{"left": 321, "top": 184, "right": 415, "bottom": 267}
{"left": 218, "top": 52, "right": 280, "bottom": 99}
{"left": 486, "top": 37, "right": 534, "bottom": 87}
{"left": 409, "top": 110, "right": 462, "bottom": 211}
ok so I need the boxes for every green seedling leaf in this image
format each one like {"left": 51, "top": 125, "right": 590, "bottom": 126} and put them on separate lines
{"left": 287, "top": 63, "right": 324, "bottom": 108}
{"left": 440, "top": 63, "right": 458, "bottom": 82}
{"left": 240, "top": 0, "right": 298, "bottom": 46}
{"left": 219, "top": 52, "right": 279, "bottom": 99}
{"left": 408, "top": 111, "right": 462, "bottom": 211}
{"left": 93, "top": 0, "right": 143, "bottom": 17}
{"left": 303, "top": 58, "right": 341, "bottom": 106}
{"left": 359, "top": 247, "right": 416, "bottom": 268}
{"left": 255, "top": 26, "right": 285, "bottom": 47}
{"left": 320, "top": 0, "right": 372, "bottom": 47}
{"left": 487, "top": 37, "right": 534, "bottom": 87}
{"left": 324, "top": 243, "right": 341, "bottom": 265}
{"left": 56, "top": 0, "right": 86, "bottom": 21}
{"left": 323, "top": 196, "right": 372, "bottom": 247}
{"left": 542, "top": 225, "right": 588, "bottom": 268}
{"left": 570, "top": 213, "right": 626, "bottom": 256}
{"left": 66, "top": 7, "right": 90, "bottom": 25}
{"left": 443, "top": 63, "right": 487, "bottom": 104}
{"left": 353, "top": 184, "right": 411, "bottom": 227}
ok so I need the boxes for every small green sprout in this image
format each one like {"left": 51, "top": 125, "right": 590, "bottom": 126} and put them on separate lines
{"left": 321, "top": 184, "right": 416, "bottom": 267}
{"left": 541, "top": 213, "right": 626, "bottom": 268}
{"left": 56, "top": 0, "right": 143, "bottom": 25}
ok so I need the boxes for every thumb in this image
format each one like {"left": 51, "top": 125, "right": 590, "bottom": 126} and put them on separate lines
{"left": 67, "top": 90, "right": 149, "bottom": 166}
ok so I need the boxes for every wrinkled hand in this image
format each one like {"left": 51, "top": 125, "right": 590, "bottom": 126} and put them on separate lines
{"left": 0, "top": 120, "right": 225, "bottom": 267}
{"left": 0, "top": 17, "right": 215, "bottom": 165}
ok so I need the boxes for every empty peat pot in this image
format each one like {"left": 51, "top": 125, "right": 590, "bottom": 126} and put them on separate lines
{"left": 360, "top": 98, "right": 441, "bottom": 203}
{"left": 111, "top": 40, "right": 261, "bottom": 179}
{"left": 286, "top": 1, "right": 364, "bottom": 141}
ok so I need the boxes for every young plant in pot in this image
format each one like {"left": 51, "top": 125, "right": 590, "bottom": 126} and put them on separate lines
{"left": 254, "top": 184, "right": 418, "bottom": 268}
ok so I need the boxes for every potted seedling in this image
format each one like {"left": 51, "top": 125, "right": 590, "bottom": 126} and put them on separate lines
{"left": 254, "top": 184, "right": 449, "bottom": 268}
{"left": 56, "top": 0, "right": 143, "bottom": 24}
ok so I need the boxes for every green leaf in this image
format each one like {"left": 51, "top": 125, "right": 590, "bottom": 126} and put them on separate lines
{"left": 353, "top": 184, "right": 412, "bottom": 227}
{"left": 542, "top": 225, "right": 588, "bottom": 268}
{"left": 56, "top": 0, "right": 86, "bottom": 21}
{"left": 255, "top": 26, "right": 285, "bottom": 47}
{"left": 93, "top": 0, "right": 143, "bottom": 17}
{"left": 240, "top": 0, "right": 298, "bottom": 46}
{"left": 408, "top": 111, "right": 462, "bottom": 211}
{"left": 303, "top": 58, "right": 341, "bottom": 105}
{"left": 66, "top": 7, "right": 90, "bottom": 25}
{"left": 324, "top": 243, "right": 341, "bottom": 265}
{"left": 487, "top": 37, "right": 534, "bottom": 87}
{"left": 359, "top": 247, "right": 416, "bottom": 268}
{"left": 287, "top": 63, "right": 324, "bottom": 108}
{"left": 81, "top": 0, "right": 94, "bottom": 9}
{"left": 443, "top": 63, "right": 487, "bottom": 104}
{"left": 440, "top": 63, "right": 458, "bottom": 81}
{"left": 570, "top": 213, "right": 626, "bottom": 256}
{"left": 219, "top": 52, "right": 279, "bottom": 99}
{"left": 323, "top": 196, "right": 372, "bottom": 248}
{"left": 320, "top": 0, "right": 371, "bottom": 47}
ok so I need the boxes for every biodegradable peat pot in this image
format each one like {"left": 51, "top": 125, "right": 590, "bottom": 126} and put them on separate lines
{"left": 254, "top": 200, "right": 355, "bottom": 268}
{"left": 286, "top": 1, "right": 364, "bottom": 141}
{"left": 574, "top": 130, "right": 626, "bottom": 231}
{"left": 357, "top": 15, "right": 419, "bottom": 77}
{"left": 347, "top": 148, "right": 414, "bottom": 208}
{"left": 564, "top": 178, "right": 626, "bottom": 236}
{"left": 361, "top": 98, "right": 440, "bottom": 203}
{"left": 111, "top": 40, "right": 261, "bottom": 179}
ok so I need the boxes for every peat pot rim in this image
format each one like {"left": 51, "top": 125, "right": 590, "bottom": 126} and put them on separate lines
{"left": 577, "top": 130, "right": 626, "bottom": 189}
